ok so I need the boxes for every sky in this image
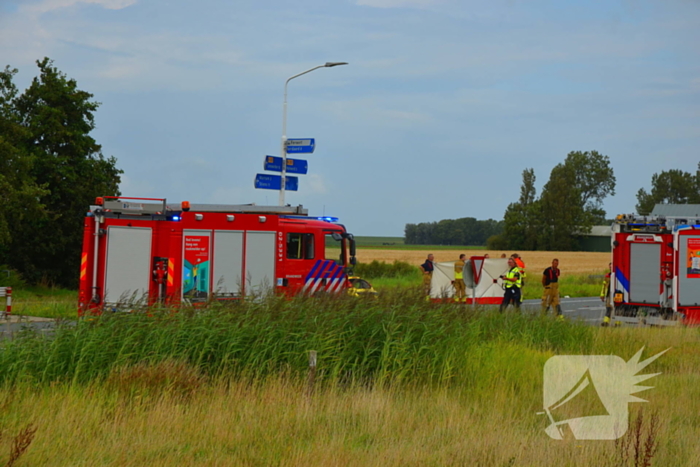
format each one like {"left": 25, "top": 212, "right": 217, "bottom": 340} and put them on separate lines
{"left": 1, "top": 0, "right": 699, "bottom": 236}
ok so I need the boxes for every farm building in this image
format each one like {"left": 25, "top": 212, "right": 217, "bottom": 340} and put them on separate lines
{"left": 575, "top": 225, "right": 611, "bottom": 252}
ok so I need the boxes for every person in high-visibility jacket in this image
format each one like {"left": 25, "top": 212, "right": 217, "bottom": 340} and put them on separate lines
{"left": 499, "top": 258, "right": 522, "bottom": 311}
{"left": 453, "top": 254, "right": 466, "bottom": 303}
{"left": 511, "top": 253, "right": 526, "bottom": 303}
{"left": 601, "top": 262, "right": 612, "bottom": 326}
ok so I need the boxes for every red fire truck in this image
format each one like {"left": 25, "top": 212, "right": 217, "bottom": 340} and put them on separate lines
{"left": 78, "top": 197, "right": 357, "bottom": 314}
{"left": 610, "top": 213, "right": 700, "bottom": 325}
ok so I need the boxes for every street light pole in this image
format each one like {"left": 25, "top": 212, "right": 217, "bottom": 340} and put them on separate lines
{"left": 278, "top": 62, "right": 348, "bottom": 206}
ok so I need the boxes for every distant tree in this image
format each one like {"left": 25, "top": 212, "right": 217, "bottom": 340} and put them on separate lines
{"left": 0, "top": 58, "right": 122, "bottom": 287}
{"left": 635, "top": 163, "right": 700, "bottom": 215}
{"left": 501, "top": 168, "right": 540, "bottom": 250}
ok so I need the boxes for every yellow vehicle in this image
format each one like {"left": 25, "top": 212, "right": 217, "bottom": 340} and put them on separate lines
{"left": 347, "top": 276, "right": 377, "bottom": 297}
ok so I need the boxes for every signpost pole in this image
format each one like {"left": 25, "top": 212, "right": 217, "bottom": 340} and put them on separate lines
{"left": 277, "top": 62, "right": 348, "bottom": 206}
{"left": 279, "top": 83, "right": 289, "bottom": 206}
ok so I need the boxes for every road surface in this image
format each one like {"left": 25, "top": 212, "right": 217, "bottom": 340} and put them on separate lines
{"left": 522, "top": 296, "right": 606, "bottom": 325}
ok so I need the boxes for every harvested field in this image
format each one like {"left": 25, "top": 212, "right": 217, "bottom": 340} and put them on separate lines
{"left": 353, "top": 249, "right": 610, "bottom": 276}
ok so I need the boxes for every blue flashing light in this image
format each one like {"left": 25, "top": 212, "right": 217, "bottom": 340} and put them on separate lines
{"left": 280, "top": 215, "right": 339, "bottom": 222}
{"left": 171, "top": 216, "right": 181, "bottom": 221}
{"left": 674, "top": 224, "right": 700, "bottom": 231}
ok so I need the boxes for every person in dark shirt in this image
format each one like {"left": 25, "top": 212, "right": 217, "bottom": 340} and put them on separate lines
{"left": 420, "top": 254, "right": 434, "bottom": 297}
{"left": 541, "top": 258, "right": 561, "bottom": 316}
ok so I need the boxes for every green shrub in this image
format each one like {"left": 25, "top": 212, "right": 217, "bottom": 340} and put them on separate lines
{"left": 354, "top": 260, "right": 417, "bottom": 279}
{"left": 486, "top": 235, "right": 508, "bottom": 250}
{"left": 0, "top": 265, "right": 27, "bottom": 289}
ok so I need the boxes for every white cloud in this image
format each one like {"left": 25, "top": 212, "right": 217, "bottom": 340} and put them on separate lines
{"left": 305, "top": 174, "right": 328, "bottom": 195}
{"left": 22, "top": 0, "right": 137, "bottom": 15}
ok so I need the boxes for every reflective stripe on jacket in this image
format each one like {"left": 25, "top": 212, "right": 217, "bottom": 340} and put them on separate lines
{"left": 505, "top": 267, "right": 521, "bottom": 288}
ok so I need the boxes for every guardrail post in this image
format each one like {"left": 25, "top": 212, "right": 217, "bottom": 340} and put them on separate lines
{"left": 6, "top": 287, "right": 11, "bottom": 317}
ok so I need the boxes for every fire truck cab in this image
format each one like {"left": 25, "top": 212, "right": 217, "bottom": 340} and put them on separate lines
{"left": 610, "top": 213, "right": 700, "bottom": 325}
{"left": 79, "top": 197, "right": 357, "bottom": 314}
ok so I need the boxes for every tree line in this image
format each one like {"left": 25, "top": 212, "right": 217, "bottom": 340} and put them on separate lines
{"left": 404, "top": 218, "right": 503, "bottom": 245}
{"left": 404, "top": 154, "right": 700, "bottom": 251}
{"left": 402, "top": 150, "right": 618, "bottom": 251}
{"left": 0, "top": 58, "right": 121, "bottom": 288}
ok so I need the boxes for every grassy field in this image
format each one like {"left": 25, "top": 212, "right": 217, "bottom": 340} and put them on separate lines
{"left": 0, "top": 295, "right": 697, "bottom": 466}
{"left": 353, "top": 249, "right": 610, "bottom": 277}
{"left": 352, "top": 249, "right": 608, "bottom": 300}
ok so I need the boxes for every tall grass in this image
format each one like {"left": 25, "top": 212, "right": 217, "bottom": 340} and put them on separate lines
{"left": 0, "top": 292, "right": 593, "bottom": 387}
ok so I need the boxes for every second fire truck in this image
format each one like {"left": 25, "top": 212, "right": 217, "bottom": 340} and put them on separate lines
{"left": 610, "top": 213, "right": 700, "bottom": 325}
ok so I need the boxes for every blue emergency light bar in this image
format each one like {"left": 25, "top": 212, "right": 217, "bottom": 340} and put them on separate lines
{"left": 282, "top": 215, "right": 339, "bottom": 222}
{"left": 675, "top": 224, "right": 700, "bottom": 231}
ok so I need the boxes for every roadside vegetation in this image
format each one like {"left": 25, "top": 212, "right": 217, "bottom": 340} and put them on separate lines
{"left": 2, "top": 257, "right": 605, "bottom": 320}
{"left": 353, "top": 259, "right": 603, "bottom": 299}
{"left": 0, "top": 294, "right": 697, "bottom": 465}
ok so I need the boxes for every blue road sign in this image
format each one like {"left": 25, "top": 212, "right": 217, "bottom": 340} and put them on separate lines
{"left": 254, "top": 174, "right": 299, "bottom": 191}
{"left": 264, "top": 156, "right": 309, "bottom": 175}
{"left": 285, "top": 138, "right": 315, "bottom": 154}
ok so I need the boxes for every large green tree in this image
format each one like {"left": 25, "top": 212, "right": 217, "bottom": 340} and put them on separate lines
{"left": 0, "top": 58, "right": 122, "bottom": 287}
{"left": 0, "top": 66, "right": 47, "bottom": 246}
{"left": 538, "top": 164, "right": 592, "bottom": 250}
{"left": 635, "top": 164, "right": 700, "bottom": 215}
{"left": 562, "top": 150, "right": 616, "bottom": 223}
{"left": 495, "top": 151, "right": 616, "bottom": 251}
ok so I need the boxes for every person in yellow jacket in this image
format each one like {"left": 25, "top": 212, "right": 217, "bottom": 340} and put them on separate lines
{"left": 453, "top": 254, "right": 466, "bottom": 303}
{"left": 511, "top": 253, "right": 526, "bottom": 304}
{"left": 499, "top": 258, "right": 521, "bottom": 311}
{"left": 601, "top": 262, "right": 612, "bottom": 326}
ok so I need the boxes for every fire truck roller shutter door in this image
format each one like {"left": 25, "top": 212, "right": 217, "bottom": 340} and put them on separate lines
{"left": 246, "top": 231, "right": 276, "bottom": 296}
{"left": 213, "top": 231, "right": 244, "bottom": 297}
{"left": 679, "top": 234, "right": 700, "bottom": 306}
{"left": 629, "top": 243, "right": 661, "bottom": 305}
{"left": 104, "top": 226, "right": 152, "bottom": 306}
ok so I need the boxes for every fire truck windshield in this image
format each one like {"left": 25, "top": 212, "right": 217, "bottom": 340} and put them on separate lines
{"left": 325, "top": 231, "right": 356, "bottom": 267}
{"left": 325, "top": 232, "right": 347, "bottom": 266}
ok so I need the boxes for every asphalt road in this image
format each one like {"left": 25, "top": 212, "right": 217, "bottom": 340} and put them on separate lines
{"left": 0, "top": 315, "right": 57, "bottom": 339}
{"left": 522, "top": 296, "right": 607, "bottom": 325}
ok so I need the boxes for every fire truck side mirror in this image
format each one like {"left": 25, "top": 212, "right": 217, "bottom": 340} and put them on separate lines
{"left": 350, "top": 256, "right": 357, "bottom": 266}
